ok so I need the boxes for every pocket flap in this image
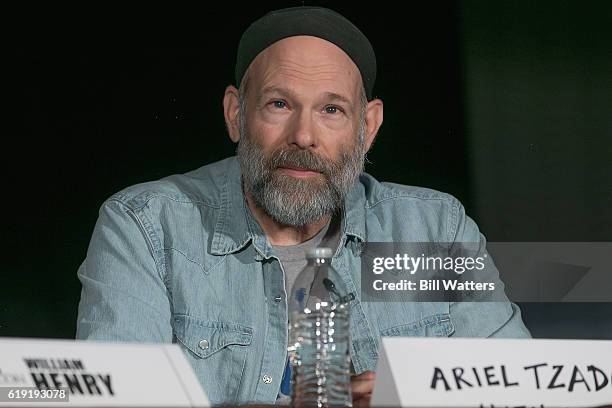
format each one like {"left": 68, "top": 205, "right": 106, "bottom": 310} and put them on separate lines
{"left": 381, "top": 313, "right": 455, "bottom": 337}
{"left": 173, "top": 315, "right": 253, "bottom": 359}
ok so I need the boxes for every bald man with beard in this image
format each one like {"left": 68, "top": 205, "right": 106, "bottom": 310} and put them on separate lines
{"left": 76, "top": 7, "right": 530, "bottom": 407}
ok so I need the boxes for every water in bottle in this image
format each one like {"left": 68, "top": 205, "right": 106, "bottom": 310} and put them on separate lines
{"left": 288, "top": 247, "right": 354, "bottom": 407}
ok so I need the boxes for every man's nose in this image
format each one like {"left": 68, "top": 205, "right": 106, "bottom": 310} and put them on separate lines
{"left": 288, "top": 110, "right": 318, "bottom": 149}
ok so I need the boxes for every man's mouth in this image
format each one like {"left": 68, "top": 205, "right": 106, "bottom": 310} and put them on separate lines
{"left": 277, "top": 166, "right": 322, "bottom": 178}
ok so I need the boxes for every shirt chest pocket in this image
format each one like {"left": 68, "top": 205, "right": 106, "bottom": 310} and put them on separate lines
{"left": 380, "top": 313, "right": 455, "bottom": 337}
{"left": 172, "top": 315, "right": 253, "bottom": 406}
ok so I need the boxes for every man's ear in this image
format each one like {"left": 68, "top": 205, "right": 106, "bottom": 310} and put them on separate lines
{"left": 223, "top": 85, "right": 241, "bottom": 143}
{"left": 363, "top": 98, "right": 384, "bottom": 153}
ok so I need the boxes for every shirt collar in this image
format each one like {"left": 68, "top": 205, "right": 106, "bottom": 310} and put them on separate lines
{"left": 342, "top": 176, "right": 367, "bottom": 243}
{"left": 210, "top": 156, "right": 367, "bottom": 256}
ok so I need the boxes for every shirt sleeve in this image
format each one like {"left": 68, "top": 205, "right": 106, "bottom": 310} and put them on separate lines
{"left": 75, "top": 198, "right": 173, "bottom": 342}
{"left": 447, "top": 199, "right": 532, "bottom": 338}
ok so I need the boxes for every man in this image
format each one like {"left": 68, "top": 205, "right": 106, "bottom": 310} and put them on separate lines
{"left": 76, "top": 6, "right": 530, "bottom": 407}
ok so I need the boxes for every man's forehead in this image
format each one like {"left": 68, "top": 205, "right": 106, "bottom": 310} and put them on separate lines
{"left": 246, "top": 36, "right": 361, "bottom": 99}
{"left": 260, "top": 36, "right": 358, "bottom": 70}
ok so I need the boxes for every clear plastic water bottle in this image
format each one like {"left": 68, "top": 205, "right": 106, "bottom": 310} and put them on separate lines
{"left": 288, "top": 247, "right": 354, "bottom": 408}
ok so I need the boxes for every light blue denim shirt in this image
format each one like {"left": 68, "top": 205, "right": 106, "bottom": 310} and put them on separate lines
{"left": 76, "top": 156, "right": 530, "bottom": 406}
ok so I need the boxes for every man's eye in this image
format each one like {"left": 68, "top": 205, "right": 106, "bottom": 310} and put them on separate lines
{"left": 272, "top": 100, "right": 287, "bottom": 109}
{"left": 324, "top": 106, "right": 342, "bottom": 114}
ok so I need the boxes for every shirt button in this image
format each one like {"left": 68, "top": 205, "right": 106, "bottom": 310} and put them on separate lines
{"left": 274, "top": 295, "right": 282, "bottom": 302}
{"left": 262, "top": 374, "right": 273, "bottom": 384}
{"left": 198, "top": 339, "right": 209, "bottom": 350}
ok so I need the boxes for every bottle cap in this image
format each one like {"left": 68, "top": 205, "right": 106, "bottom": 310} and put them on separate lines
{"left": 306, "top": 247, "right": 333, "bottom": 259}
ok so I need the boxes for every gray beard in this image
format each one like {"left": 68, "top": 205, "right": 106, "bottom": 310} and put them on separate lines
{"left": 236, "top": 129, "right": 365, "bottom": 228}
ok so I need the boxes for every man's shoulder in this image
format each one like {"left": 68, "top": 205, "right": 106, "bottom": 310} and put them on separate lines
{"left": 359, "top": 172, "right": 462, "bottom": 210}
{"left": 105, "top": 157, "right": 235, "bottom": 211}
{"left": 357, "top": 172, "right": 466, "bottom": 242}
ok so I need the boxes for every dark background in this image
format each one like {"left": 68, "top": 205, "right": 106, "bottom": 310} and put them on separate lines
{"left": 4, "top": 1, "right": 612, "bottom": 339}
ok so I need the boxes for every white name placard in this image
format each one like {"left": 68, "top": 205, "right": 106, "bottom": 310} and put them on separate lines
{"left": 0, "top": 337, "right": 209, "bottom": 407}
{"left": 372, "top": 337, "right": 612, "bottom": 407}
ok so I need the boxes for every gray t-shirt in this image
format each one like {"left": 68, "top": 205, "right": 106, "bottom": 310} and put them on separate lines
{"left": 272, "top": 215, "right": 344, "bottom": 404}
{"left": 272, "top": 215, "right": 341, "bottom": 295}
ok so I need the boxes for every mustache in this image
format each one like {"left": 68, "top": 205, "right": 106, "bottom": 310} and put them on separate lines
{"left": 267, "top": 147, "right": 337, "bottom": 176}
